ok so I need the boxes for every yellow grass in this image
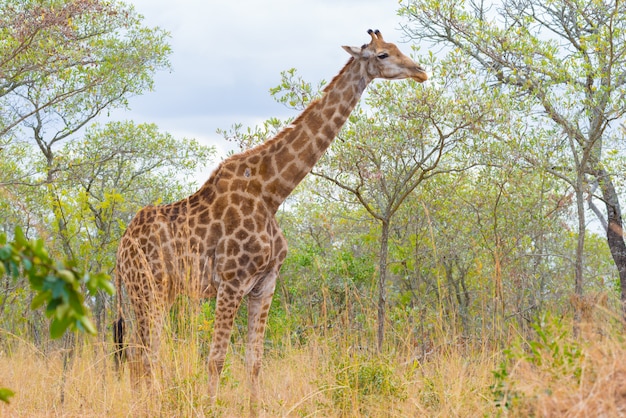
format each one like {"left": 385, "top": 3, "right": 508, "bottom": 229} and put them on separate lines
{"left": 496, "top": 318, "right": 626, "bottom": 417}
{"left": 1, "top": 312, "right": 625, "bottom": 417}
{"left": 0, "top": 329, "right": 500, "bottom": 417}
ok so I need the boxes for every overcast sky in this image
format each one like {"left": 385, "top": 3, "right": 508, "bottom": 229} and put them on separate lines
{"left": 105, "top": 0, "right": 417, "bottom": 170}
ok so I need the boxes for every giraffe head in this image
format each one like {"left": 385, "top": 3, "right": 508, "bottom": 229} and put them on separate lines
{"left": 342, "top": 29, "right": 428, "bottom": 83}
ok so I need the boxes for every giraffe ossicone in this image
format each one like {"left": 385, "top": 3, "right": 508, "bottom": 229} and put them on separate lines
{"left": 114, "top": 29, "right": 427, "bottom": 414}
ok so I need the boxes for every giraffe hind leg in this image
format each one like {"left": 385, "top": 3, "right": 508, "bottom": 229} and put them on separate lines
{"left": 246, "top": 272, "right": 278, "bottom": 416}
{"left": 123, "top": 269, "right": 169, "bottom": 390}
{"left": 127, "top": 301, "right": 167, "bottom": 390}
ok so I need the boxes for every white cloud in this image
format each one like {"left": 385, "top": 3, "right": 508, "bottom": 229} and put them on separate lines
{"left": 107, "top": 0, "right": 418, "bottom": 184}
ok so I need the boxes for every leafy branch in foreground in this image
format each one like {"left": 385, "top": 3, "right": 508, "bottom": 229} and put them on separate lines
{"left": 0, "top": 226, "right": 114, "bottom": 403}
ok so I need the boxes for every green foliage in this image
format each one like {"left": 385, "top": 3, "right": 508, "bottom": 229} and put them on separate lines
{"left": 0, "top": 0, "right": 171, "bottom": 138}
{"left": 491, "top": 313, "right": 586, "bottom": 413}
{"left": 269, "top": 67, "right": 325, "bottom": 111}
{"left": 401, "top": 0, "right": 626, "bottom": 323}
{"left": 0, "top": 226, "right": 113, "bottom": 403}
{"left": 332, "top": 353, "right": 406, "bottom": 414}
{"left": 0, "top": 227, "right": 113, "bottom": 338}
{"left": 525, "top": 315, "right": 584, "bottom": 382}
{"left": 0, "top": 387, "right": 14, "bottom": 404}
{"left": 491, "top": 353, "right": 518, "bottom": 411}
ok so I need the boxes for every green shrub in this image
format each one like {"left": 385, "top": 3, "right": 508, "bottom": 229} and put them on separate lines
{"left": 332, "top": 353, "right": 406, "bottom": 415}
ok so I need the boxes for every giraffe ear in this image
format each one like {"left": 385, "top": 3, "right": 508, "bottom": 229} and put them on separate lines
{"left": 342, "top": 45, "right": 363, "bottom": 58}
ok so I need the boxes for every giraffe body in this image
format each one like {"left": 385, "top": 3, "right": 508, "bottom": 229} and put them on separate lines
{"left": 115, "top": 29, "right": 427, "bottom": 414}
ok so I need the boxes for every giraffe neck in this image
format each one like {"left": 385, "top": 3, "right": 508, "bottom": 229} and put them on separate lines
{"left": 255, "top": 57, "right": 371, "bottom": 212}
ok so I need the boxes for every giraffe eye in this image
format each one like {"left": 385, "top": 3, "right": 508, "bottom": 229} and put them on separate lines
{"left": 377, "top": 53, "right": 389, "bottom": 59}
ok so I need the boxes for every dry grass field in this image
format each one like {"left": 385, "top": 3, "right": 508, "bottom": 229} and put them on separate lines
{"left": 1, "top": 305, "right": 625, "bottom": 417}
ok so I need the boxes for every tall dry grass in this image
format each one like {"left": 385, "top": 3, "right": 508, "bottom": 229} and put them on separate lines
{"left": 0, "top": 317, "right": 498, "bottom": 416}
{"left": 493, "top": 301, "right": 626, "bottom": 417}
{"left": 0, "top": 297, "right": 625, "bottom": 416}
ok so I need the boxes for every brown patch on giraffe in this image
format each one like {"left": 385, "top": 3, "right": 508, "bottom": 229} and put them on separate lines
{"left": 234, "top": 228, "right": 250, "bottom": 241}
{"left": 196, "top": 226, "right": 207, "bottom": 239}
{"left": 290, "top": 132, "right": 308, "bottom": 152}
{"left": 275, "top": 146, "right": 296, "bottom": 165}
{"left": 322, "top": 124, "right": 335, "bottom": 139}
{"left": 228, "top": 192, "right": 244, "bottom": 207}
{"left": 245, "top": 180, "right": 262, "bottom": 196}
{"left": 305, "top": 111, "right": 324, "bottom": 131}
{"left": 323, "top": 106, "right": 337, "bottom": 119}
{"left": 266, "top": 178, "right": 288, "bottom": 199}
{"left": 342, "top": 89, "right": 355, "bottom": 103}
{"left": 211, "top": 196, "right": 229, "bottom": 219}
{"left": 239, "top": 199, "right": 254, "bottom": 217}
{"left": 282, "top": 162, "right": 302, "bottom": 181}
{"left": 301, "top": 144, "right": 318, "bottom": 166}
{"left": 315, "top": 136, "right": 327, "bottom": 150}
{"left": 230, "top": 179, "right": 248, "bottom": 192}
{"left": 242, "top": 217, "right": 255, "bottom": 232}
{"left": 259, "top": 156, "right": 275, "bottom": 181}
{"left": 338, "top": 103, "right": 351, "bottom": 117}
{"left": 224, "top": 207, "right": 242, "bottom": 234}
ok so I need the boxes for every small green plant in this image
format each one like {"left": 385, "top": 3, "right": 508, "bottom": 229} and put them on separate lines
{"left": 332, "top": 353, "right": 406, "bottom": 415}
{"left": 526, "top": 315, "right": 583, "bottom": 380}
{"left": 0, "top": 227, "right": 114, "bottom": 338}
{"left": 490, "top": 354, "right": 517, "bottom": 411}
{"left": 490, "top": 313, "right": 586, "bottom": 414}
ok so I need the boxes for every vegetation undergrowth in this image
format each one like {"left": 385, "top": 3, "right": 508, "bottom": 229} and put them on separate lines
{"left": 0, "top": 294, "right": 623, "bottom": 417}
{"left": 492, "top": 304, "right": 626, "bottom": 417}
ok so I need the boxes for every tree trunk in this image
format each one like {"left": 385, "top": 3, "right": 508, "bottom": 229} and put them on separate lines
{"left": 573, "top": 175, "right": 585, "bottom": 331}
{"left": 377, "top": 219, "right": 390, "bottom": 352}
{"left": 597, "top": 170, "right": 626, "bottom": 319}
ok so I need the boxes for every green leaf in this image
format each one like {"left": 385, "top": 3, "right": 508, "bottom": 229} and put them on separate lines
{"left": 30, "top": 290, "right": 52, "bottom": 310}
{"left": 13, "top": 227, "right": 27, "bottom": 247}
{"left": 50, "top": 280, "right": 69, "bottom": 303}
{"left": 56, "top": 269, "right": 76, "bottom": 284}
{"left": 68, "top": 293, "right": 85, "bottom": 316}
{"left": 21, "top": 257, "right": 32, "bottom": 271}
{"left": 0, "top": 246, "right": 11, "bottom": 260}
{"left": 78, "top": 316, "right": 97, "bottom": 335}
{"left": 49, "top": 317, "right": 72, "bottom": 339}
{"left": 46, "top": 298, "right": 62, "bottom": 317}
{"left": 101, "top": 278, "right": 115, "bottom": 296}
{"left": 8, "top": 260, "right": 19, "bottom": 278}
{"left": 0, "top": 387, "right": 15, "bottom": 404}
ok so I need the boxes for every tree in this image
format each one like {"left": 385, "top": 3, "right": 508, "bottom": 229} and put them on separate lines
{"left": 401, "top": 0, "right": 626, "bottom": 317}
{"left": 0, "top": 0, "right": 206, "bottom": 339}
{"left": 1, "top": 0, "right": 171, "bottom": 255}
{"left": 0, "top": 0, "right": 171, "bottom": 139}
{"left": 265, "top": 52, "right": 505, "bottom": 350}
{"left": 0, "top": 121, "right": 215, "bottom": 336}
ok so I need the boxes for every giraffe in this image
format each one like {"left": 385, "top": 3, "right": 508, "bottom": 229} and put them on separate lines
{"left": 114, "top": 29, "right": 427, "bottom": 413}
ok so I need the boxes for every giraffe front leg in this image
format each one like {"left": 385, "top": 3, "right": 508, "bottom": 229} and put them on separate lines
{"left": 207, "top": 283, "right": 244, "bottom": 404}
{"left": 246, "top": 273, "right": 278, "bottom": 416}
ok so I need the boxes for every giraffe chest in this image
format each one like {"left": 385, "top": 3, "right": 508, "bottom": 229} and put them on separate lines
{"left": 183, "top": 193, "right": 286, "bottom": 282}
{"left": 209, "top": 196, "right": 287, "bottom": 285}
